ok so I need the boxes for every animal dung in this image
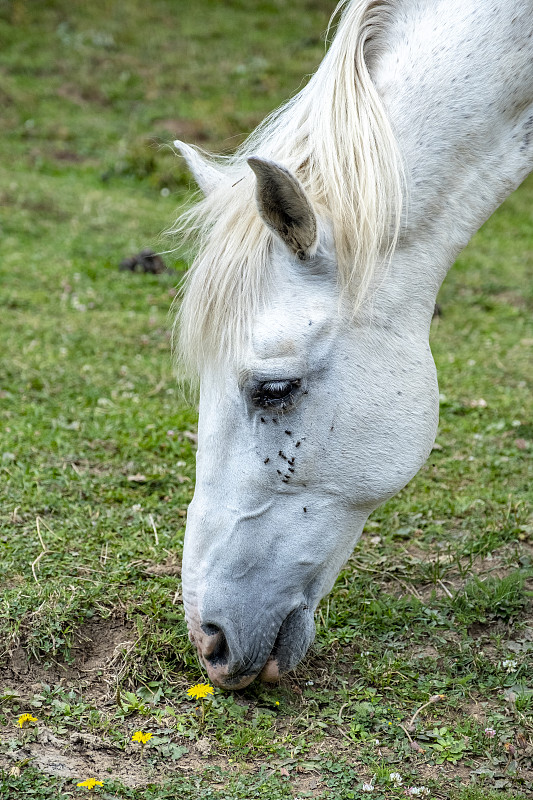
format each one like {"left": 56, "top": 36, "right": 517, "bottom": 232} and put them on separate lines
{"left": 119, "top": 248, "right": 168, "bottom": 274}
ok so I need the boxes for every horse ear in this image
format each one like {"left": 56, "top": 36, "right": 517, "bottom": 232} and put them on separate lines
{"left": 174, "top": 140, "right": 224, "bottom": 196}
{"left": 247, "top": 157, "right": 318, "bottom": 260}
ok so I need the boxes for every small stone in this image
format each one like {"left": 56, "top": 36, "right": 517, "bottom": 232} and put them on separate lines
{"left": 195, "top": 737, "right": 211, "bottom": 755}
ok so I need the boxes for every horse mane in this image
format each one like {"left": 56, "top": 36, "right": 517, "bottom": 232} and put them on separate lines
{"left": 174, "top": 0, "right": 403, "bottom": 374}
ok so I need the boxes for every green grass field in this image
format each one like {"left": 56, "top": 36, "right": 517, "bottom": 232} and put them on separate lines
{"left": 0, "top": 1, "right": 532, "bottom": 798}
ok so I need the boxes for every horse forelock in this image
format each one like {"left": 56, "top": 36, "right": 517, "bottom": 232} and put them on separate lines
{"left": 173, "top": 0, "right": 403, "bottom": 375}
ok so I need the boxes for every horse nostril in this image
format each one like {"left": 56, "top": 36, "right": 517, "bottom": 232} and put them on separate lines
{"left": 200, "top": 623, "right": 230, "bottom": 667}
{"left": 201, "top": 623, "right": 220, "bottom": 637}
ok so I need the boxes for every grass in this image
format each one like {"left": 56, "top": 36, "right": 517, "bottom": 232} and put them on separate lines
{"left": 0, "top": 0, "right": 532, "bottom": 798}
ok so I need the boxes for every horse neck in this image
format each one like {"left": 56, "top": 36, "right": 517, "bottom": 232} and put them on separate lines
{"left": 371, "top": 0, "right": 533, "bottom": 324}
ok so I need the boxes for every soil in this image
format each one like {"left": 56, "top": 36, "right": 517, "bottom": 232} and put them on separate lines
{"left": 0, "top": 616, "right": 232, "bottom": 786}
{"left": 1, "top": 617, "right": 132, "bottom": 697}
{"left": 1, "top": 728, "right": 228, "bottom": 789}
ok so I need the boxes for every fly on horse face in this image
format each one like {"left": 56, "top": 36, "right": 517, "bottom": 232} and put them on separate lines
{"left": 173, "top": 0, "right": 533, "bottom": 688}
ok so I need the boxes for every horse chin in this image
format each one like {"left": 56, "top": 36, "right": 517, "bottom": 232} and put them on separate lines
{"left": 269, "top": 604, "right": 316, "bottom": 674}
{"left": 243, "top": 604, "right": 316, "bottom": 688}
{"left": 257, "top": 604, "right": 316, "bottom": 685}
{"left": 259, "top": 658, "right": 281, "bottom": 683}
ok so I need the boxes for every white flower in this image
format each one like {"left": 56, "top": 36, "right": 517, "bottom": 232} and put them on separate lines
{"left": 390, "top": 772, "right": 402, "bottom": 786}
{"left": 502, "top": 659, "right": 518, "bottom": 672}
{"left": 361, "top": 783, "right": 374, "bottom": 792}
{"left": 406, "top": 788, "right": 430, "bottom": 797}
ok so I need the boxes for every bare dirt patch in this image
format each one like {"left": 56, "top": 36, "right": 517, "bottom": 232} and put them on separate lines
{"left": 0, "top": 616, "right": 135, "bottom": 704}
{"left": 0, "top": 725, "right": 232, "bottom": 788}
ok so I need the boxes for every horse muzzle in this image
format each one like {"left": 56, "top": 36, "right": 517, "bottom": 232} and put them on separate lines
{"left": 186, "top": 601, "right": 315, "bottom": 689}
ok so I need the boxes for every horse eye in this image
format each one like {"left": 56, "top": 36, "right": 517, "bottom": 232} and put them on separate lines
{"left": 251, "top": 379, "right": 301, "bottom": 409}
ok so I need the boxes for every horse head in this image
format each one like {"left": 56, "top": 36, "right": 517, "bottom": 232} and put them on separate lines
{"left": 176, "top": 148, "right": 439, "bottom": 688}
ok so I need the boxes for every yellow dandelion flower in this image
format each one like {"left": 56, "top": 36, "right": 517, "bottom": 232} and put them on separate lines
{"left": 76, "top": 778, "right": 103, "bottom": 789}
{"left": 187, "top": 683, "right": 214, "bottom": 700}
{"left": 132, "top": 731, "right": 152, "bottom": 744}
{"left": 17, "top": 713, "right": 38, "bottom": 728}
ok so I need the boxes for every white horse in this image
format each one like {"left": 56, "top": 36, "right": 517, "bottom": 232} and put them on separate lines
{"left": 173, "top": 0, "right": 533, "bottom": 688}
